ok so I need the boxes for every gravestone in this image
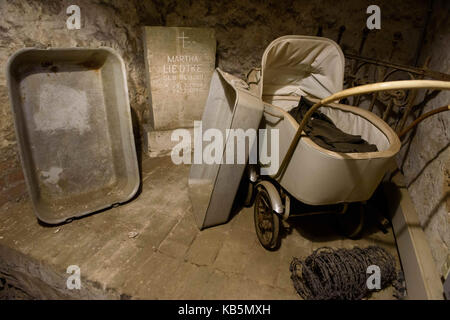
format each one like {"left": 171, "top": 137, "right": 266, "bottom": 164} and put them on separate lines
{"left": 143, "top": 27, "right": 216, "bottom": 156}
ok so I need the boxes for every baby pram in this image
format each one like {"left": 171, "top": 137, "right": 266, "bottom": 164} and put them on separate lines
{"left": 188, "top": 35, "right": 449, "bottom": 251}
{"left": 245, "top": 35, "right": 450, "bottom": 249}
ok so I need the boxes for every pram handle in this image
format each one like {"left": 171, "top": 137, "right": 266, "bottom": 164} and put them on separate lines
{"left": 272, "top": 80, "right": 450, "bottom": 180}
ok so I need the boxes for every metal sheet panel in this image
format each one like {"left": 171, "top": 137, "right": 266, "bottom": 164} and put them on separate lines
{"left": 188, "top": 69, "right": 263, "bottom": 229}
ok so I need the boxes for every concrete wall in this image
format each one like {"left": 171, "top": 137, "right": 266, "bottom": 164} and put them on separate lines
{"left": 0, "top": 0, "right": 446, "bottom": 277}
{"left": 398, "top": 0, "right": 449, "bottom": 278}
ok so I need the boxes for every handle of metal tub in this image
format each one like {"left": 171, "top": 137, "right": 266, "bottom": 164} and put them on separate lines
{"left": 272, "top": 80, "right": 450, "bottom": 180}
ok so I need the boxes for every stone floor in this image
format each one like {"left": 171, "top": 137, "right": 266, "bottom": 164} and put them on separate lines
{"left": 0, "top": 155, "right": 400, "bottom": 299}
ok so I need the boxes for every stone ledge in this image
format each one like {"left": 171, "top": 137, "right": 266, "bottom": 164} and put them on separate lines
{"left": 0, "top": 244, "right": 116, "bottom": 299}
{"left": 143, "top": 126, "right": 194, "bottom": 158}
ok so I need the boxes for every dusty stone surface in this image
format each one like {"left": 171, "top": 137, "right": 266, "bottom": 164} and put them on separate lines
{"left": 0, "top": 155, "right": 400, "bottom": 299}
{"left": 144, "top": 126, "right": 194, "bottom": 158}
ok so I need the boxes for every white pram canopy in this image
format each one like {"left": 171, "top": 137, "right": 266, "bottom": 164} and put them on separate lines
{"left": 261, "top": 35, "right": 345, "bottom": 103}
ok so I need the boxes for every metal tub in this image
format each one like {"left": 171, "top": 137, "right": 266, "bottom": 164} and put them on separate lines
{"left": 6, "top": 48, "right": 140, "bottom": 224}
{"left": 188, "top": 69, "right": 263, "bottom": 229}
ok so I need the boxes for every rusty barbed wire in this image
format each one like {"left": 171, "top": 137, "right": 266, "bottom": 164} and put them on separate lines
{"left": 290, "top": 246, "right": 404, "bottom": 300}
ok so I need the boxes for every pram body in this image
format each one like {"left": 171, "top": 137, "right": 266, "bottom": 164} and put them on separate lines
{"left": 260, "top": 100, "right": 400, "bottom": 205}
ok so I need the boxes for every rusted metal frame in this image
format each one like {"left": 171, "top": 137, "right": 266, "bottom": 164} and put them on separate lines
{"left": 367, "top": 66, "right": 387, "bottom": 113}
{"left": 382, "top": 99, "right": 393, "bottom": 121}
{"left": 398, "top": 105, "right": 450, "bottom": 138}
{"left": 345, "top": 59, "right": 430, "bottom": 131}
{"left": 350, "top": 61, "right": 372, "bottom": 106}
{"left": 380, "top": 69, "right": 417, "bottom": 127}
{"left": 396, "top": 58, "right": 431, "bottom": 132}
{"left": 345, "top": 53, "right": 450, "bottom": 81}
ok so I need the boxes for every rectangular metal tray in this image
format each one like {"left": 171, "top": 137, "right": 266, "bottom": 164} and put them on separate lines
{"left": 6, "top": 48, "right": 140, "bottom": 224}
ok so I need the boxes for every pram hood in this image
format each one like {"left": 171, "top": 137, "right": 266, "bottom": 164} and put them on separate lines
{"left": 261, "top": 35, "right": 345, "bottom": 100}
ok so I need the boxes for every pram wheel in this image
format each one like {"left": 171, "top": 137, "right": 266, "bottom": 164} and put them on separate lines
{"left": 254, "top": 187, "right": 280, "bottom": 250}
{"left": 336, "top": 202, "right": 365, "bottom": 239}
